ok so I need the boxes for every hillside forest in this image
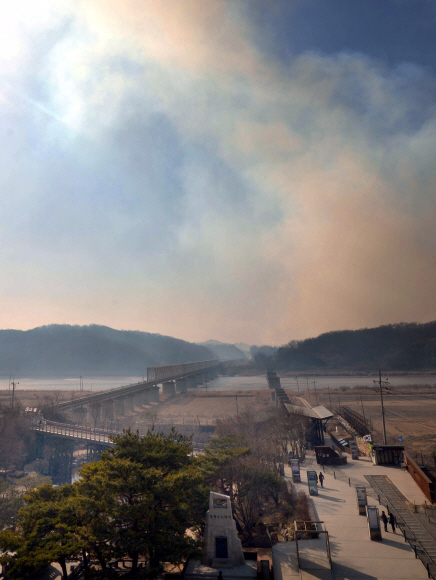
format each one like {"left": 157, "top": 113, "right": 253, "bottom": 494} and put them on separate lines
{"left": 255, "top": 321, "right": 436, "bottom": 372}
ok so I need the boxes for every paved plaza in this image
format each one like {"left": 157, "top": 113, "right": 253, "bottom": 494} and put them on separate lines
{"left": 273, "top": 452, "right": 431, "bottom": 580}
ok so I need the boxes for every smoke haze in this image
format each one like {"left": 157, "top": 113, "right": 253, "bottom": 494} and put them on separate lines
{"left": 1, "top": 1, "right": 436, "bottom": 344}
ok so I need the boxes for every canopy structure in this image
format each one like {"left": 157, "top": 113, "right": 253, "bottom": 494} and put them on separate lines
{"left": 284, "top": 404, "right": 334, "bottom": 446}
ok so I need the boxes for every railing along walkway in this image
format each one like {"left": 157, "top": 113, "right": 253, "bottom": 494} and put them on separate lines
{"left": 31, "top": 420, "right": 116, "bottom": 445}
{"left": 366, "top": 474, "right": 436, "bottom": 579}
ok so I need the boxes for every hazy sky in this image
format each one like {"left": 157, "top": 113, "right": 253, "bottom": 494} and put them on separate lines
{"left": 2, "top": 0, "right": 436, "bottom": 346}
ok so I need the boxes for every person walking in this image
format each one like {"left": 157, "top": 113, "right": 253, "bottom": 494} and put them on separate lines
{"left": 389, "top": 512, "right": 396, "bottom": 533}
{"left": 319, "top": 472, "right": 324, "bottom": 487}
{"left": 380, "top": 511, "right": 388, "bottom": 532}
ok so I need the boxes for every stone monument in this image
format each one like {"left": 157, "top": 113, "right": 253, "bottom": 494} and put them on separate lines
{"left": 204, "top": 492, "right": 245, "bottom": 568}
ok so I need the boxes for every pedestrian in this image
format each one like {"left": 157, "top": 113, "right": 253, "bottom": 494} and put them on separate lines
{"left": 319, "top": 472, "right": 324, "bottom": 487}
{"left": 389, "top": 512, "right": 396, "bottom": 533}
{"left": 380, "top": 510, "right": 388, "bottom": 532}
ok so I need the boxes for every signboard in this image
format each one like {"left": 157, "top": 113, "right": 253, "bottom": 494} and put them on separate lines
{"left": 349, "top": 440, "right": 359, "bottom": 460}
{"left": 366, "top": 505, "right": 382, "bottom": 541}
{"left": 356, "top": 486, "right": 367, "bottom": 515}
{"left": 307, "top": 470, "right": 318, "bottom": 496}
{"left": 291, "top": 459, "right": 300, "bottom": 483}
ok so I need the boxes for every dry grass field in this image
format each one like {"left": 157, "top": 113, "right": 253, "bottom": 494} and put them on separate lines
{"left": 315, "top": 385, "right": 436, "bottom": 462}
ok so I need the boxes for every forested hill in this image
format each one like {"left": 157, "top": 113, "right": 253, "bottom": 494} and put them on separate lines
{"left": 274, "top": 321, "right": 436, "bottom": 372}
{"left": 0, "top": 325, "right": 214, "bottom": 377}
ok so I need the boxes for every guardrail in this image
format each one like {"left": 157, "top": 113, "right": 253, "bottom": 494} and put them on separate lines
{"left": 31, "top": 420, "right": 115, "bottom": 444}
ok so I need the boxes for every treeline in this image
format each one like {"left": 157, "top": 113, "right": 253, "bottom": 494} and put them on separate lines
{"left": 263, "top": 321, "right": 436, "bottom": 372}
{"left": 0, "top": 325, "right": 213, "bottom": 377}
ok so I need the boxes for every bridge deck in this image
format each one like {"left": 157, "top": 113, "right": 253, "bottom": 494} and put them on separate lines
{"left": 58, "top": 360, "right": 219, "bottom": 410}
{"left": 31, "top": 421, "right": 115, "bottom": 445}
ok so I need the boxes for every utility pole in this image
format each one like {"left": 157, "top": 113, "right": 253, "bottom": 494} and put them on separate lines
{"left": 313, "top": 380, "right": 319, "bottom": 406}
{"left": 373, "top": 370, "right": 391, "bottom": 445}
{"left": 295, "top": 376, "right": 300, "bottom": 393}
{"left": 235, "top": 396, "right": 239, "bottom": 414}
{"left": 327, "top": 385, "right": 332, "bottom": 410}
{"left": 306, "top": 377, "right": 310, "bottom": 403}
{"left": 11, "top": 379, "right": 19, "bottom": 408}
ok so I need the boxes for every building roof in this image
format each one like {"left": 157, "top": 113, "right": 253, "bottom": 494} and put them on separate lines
{"left": 312, "top": 405, "right": 335, "bottom": 420}
{"left": 284, "top": 403, "right": 334, "bottom": 420}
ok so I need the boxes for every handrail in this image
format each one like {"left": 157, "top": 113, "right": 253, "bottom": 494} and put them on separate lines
{"left": 31, "top": 420, "right": 116, "bottom": 444}
{"left": 294, "top": 521, "right": 332, "bottom": 569}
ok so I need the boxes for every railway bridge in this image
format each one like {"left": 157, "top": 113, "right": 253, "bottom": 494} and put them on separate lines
{"left": 57, "top": 360, "right": 219, "bottom": 425}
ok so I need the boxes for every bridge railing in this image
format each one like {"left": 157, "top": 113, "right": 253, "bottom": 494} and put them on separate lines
{"left": 31, "top": 420, "right": 116, "bottom": 444}
{"left": 147, "top": 360, "right": 218, "bottom": 382}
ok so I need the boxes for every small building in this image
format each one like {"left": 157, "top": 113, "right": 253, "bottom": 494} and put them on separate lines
{"left": 314, "top": 445, "right": 347, "bottom": 465}
{"left": 371, "top": 445, "right": 404, "bottom": 466}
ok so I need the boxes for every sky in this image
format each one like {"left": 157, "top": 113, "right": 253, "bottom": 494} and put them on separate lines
{"left": 1, "top": 0, "right": 436, "bottom": 346}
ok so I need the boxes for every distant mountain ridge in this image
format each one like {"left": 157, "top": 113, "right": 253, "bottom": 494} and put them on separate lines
{"left": 0, "top": 325, "right": 214, "bottom": 377}
{"left": 196, "top": 340, "right": 248, "bottom": 361}
{"left": 275, "top": 321, "right": 436, "bottom": 372}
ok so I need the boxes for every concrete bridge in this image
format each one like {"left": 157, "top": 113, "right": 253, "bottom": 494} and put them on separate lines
{"left": 57, "top": 359, "right": 219, "bottom": 425}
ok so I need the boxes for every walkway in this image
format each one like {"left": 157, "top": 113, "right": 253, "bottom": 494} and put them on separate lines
{"left": 275, "top": 454, "right": 431, "bottom": 579}
{"left": 31, "top": 420, "right": 114, "bottom": 444}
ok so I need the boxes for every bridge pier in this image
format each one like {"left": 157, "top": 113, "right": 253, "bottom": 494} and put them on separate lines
{"left": 115, "top": 397, "right": 125, "bottom": 416}
{"left": 48, "top": 439, "right": 74, "bottom": 486}
{"left": 89, "top": 402, "right": 102, "bottom": 427}
{"left": 134, "top": 393, "right": 144, "bottom": 408}
{"left": 149, "top": 387, "right": 160, "bottom": 402}
{"left": 102, "top": 400, "right": 114, "bottom": 423}
{"left": 125, "top": 394, "right": 135, "bottom": 413}
{"left": 162, "top": 381, "right": 176, "bottom": 395}
{"left": 196, "top": 372, "right": 206, "bottom": 385}
{"left": 141, "top": 391, "right": 151, "bottom": 405}
{"left": 186, "top": 376, "right": 197, "bottom": 389}
{"left": 176, "top": 378, "right": 187, "bottom": 393}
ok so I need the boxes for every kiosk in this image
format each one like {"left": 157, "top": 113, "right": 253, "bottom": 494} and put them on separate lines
{"left": 291, "top": 459, "right": 301, "bottom": 483}
{"left": 366, "top": 505, "right": 382, "bottom": 541}
{"left": 356, "top": 486, "right": 367, "bottom": 515}
{"left": 307, "top": 470, "right": 318, "bottom": 496}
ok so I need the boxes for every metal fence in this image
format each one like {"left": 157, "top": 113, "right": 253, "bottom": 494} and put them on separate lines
{"left": 147, "top": 360, "right": 219, "bottom": 382}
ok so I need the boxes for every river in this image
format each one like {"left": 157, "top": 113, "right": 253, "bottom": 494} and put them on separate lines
{"left": 5, "top": 373, "right": 436, "bottom": 393}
